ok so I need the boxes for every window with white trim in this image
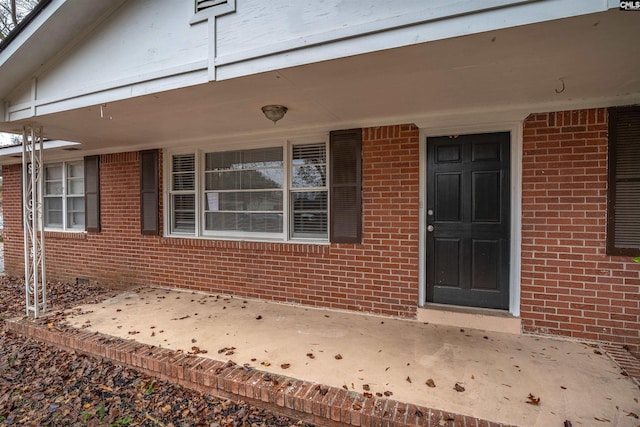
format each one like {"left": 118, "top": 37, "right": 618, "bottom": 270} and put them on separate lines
{"left": 168, "top": 142, "right": 329, "bottom": 241}
{"left": 291, "top": 143, "right": 327, "bottom": 238}
{"left": 170, "top": 154, "right": 196, "bottom": 234}
{"left": 43, "top": 161, "right": 85, "bottom": 230}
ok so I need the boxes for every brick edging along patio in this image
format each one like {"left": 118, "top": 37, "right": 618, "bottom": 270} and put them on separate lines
{"left": 6, "top": 317, "right": 512, "bottom": 427}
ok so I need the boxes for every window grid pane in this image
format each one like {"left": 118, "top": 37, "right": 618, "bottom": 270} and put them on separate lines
{"left": 205, "top": 212, "right": 283, "bottom": 233}
{"left": 204, "top": 148, "right": 284, "bottom": 234}
{"left": 172, "top": 193, "right": 196, "bottom": 233}
{"left": 45, "top": 165, "right": 63, "bottom": 196}
{"left": 172, "top": 154, "right": 196, "bottom": 191}
{"left": 292, "top": 143, "right": 327, "bottom": 188}
{"left": 44, "top": 197, "right": 63, "bottom": 228}
{"left": 291, "top": 191, "right": 328, "bottom": 238}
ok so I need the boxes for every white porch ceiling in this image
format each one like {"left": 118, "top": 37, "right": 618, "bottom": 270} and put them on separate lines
{"left": 1, "top": 9, "right": 639, "bottom": 159}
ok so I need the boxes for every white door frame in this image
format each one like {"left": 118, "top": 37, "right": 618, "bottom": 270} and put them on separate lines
{"left": 418, "top": 121, "right": 523, "bottom": 316}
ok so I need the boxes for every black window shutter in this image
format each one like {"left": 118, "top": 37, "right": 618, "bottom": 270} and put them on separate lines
{"left": 84, "top": 155, "right": 101, "bottom": 232}
{"left": 330, "top": 128, "right": 362, "bottom": 244}
{"left": 140, "top": 149, "right": 160, "bottom": 235}
{"left": 607, "top": 106, "right": 640, "bottom": 256}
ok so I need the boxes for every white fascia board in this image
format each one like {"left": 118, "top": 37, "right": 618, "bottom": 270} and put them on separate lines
{"left": 215, "top": 0, "right": 616, "bottom": 81}
{"left": 6, "top": 64, "right": 208, "bottom": 122}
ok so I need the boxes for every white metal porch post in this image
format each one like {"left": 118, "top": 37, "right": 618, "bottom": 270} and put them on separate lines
{"left": 22, "top": 126, "right": 47, "bottom": 318}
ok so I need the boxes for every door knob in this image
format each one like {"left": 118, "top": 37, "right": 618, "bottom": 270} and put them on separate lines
{"left": 427, "top": 225, "right": 434, "bottom": 232}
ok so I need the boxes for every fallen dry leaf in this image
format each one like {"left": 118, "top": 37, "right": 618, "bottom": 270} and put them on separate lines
{"left": 425, "top": 379, "right": 436, "bottom": 388}
{"left": 189, "top": 346, "right": 208, "bottom": 355}
{"left": 406, "top": 376, "right": 411, "bottom": 383}
{"left": 454, "top": 383, "right": 465, "bottom": 392}
{"left": 383, "top": 390, "right": 392, "bottom": 397}
{"left": 280, "top": 363, "right": 290, "bottom": 369}
{"left": 334, "top": 354, "right": 343, "bottom": 360}
{"left": 306, "top": 353, "right": 315, "bottom": 359}
{"left": 526, "top": 393, "right": 541, "bottom": 405}
{"left": 362, "top": 384, "right": 370, "bottom": 391}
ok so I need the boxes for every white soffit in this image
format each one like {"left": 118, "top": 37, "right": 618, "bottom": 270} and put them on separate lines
{"left": 0, "top": 5, "right": 637, "bottom": 153}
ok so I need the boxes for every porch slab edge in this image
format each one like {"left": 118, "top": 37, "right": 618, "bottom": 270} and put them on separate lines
{"left": 5, "top": 317, "right": 513, "bottom": 427}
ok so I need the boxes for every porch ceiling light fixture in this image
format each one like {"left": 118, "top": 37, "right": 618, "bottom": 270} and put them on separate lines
{"left": 261, "top": 105, "right": 288, "bottom": 124}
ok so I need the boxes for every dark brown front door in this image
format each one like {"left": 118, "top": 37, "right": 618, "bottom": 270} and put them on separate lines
{"left": 426, "top": 132, "right": 510, "bottom": 309}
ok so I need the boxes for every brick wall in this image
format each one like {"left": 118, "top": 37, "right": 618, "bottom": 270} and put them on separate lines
{"left": 3, "top": 124, "right": 420, "bottom": 318}
{"left": 521, "top": 108, "right": 640, "bottom": 356}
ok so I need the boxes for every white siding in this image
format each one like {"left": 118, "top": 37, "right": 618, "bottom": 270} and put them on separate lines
{"left": 35, "top": 0, "right": 209, "bottom": 103}
{"left": 2, "top": 0, "right": 616, "bottom": 121}
{"left": 213, "top": 0, "right": 611, "bottom": 80}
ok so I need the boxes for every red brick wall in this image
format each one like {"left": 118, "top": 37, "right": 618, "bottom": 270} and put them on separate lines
{"left": 521, "top": 108, "right": 640, "bottom": 355}
{"left": 3, "top": 124, "right": 420, "bottom": 318}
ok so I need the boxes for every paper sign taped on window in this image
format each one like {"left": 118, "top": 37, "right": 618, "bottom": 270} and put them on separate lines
{"left": 207, "top": 192, "right": 219, "bottom": 211}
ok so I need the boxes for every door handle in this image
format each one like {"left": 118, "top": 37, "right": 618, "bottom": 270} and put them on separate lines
{"left": 427, "top": 225, "right": 434, "bottom": 232}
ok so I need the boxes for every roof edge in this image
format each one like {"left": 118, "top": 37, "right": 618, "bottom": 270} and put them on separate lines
{"left": 0, "top": 0, "right": 54, "bottom": 54}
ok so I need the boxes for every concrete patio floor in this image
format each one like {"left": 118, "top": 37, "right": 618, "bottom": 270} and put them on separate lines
{"left": 60, "top": 287, "right": 640, "bottom": 427}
